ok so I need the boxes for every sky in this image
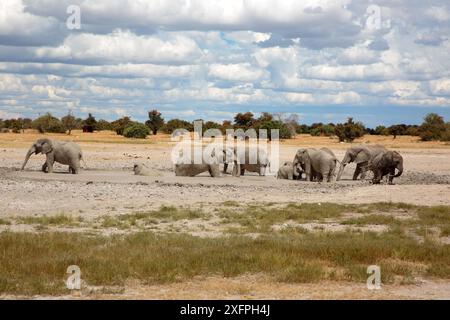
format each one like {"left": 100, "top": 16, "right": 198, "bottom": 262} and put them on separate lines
{"left": 0, "top": 0, "right": 449, "bottom": 127}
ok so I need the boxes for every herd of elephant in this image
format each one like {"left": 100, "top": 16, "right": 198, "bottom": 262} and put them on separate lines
{"left": 20, "top": 138, "right": 404, "bottom": 185}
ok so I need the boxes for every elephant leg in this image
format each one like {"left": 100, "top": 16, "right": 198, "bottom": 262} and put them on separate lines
{"left": 353, "top": 165, "right": 362, "bottom": 180}
{"left": 372, "top": 170, "right": 381, "bottom": 184}
{"left": 41, "top": 162, "right": 48, "bottom": 173}
{"left": 46, "top": 154, "right": 54, "bottom": 173}
{"left": 288, "top": 172, "right": 293, "bottom": 180}
{"left": 223, "top": 163, "right": 228, "bottom": 174}
{"left": 388, "top": 168, "right": 395, "bottom": 185}
{"left": 240, "top": 167, "right": 245, "bottom": 176}
{"left": 359, "top": 164, "right": 368, "bottom": 179}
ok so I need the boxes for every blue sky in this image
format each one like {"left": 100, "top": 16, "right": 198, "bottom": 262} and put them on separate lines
{"left": 0, "top": 0, "right": 449, "bottom": 127}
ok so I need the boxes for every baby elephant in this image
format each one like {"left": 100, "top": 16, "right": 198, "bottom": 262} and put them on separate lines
{"left": 133, "top": 163, "right": 162, "bottom": 177}
{"left": 277, "top": 161, "right": 301, "bottom": 180}
{"left": 369, "top": 151, "right": 403, "bottom": 184}
{"left": 21, "top": 138, "right": 83, "bottom": 174}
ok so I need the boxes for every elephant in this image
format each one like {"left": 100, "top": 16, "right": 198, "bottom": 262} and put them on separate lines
{"left": 293, "top": 148, "right": 337, "bottom": 182}
{"left": 174, "top": 147, "right": 223, "bottom": 177}
{"left": 223, "top": 146, "right": 270, "bottom": 176}
{"left": 369, "top": 151, "right": 403, "bottom": 184}
{"left": 276, "top": 161, "right": 301, "bottom": 180}
{"left": 133, "top": 163, "right": 162, "bottom": 177}
{"left": 175, "top": 163, "right": 221, "bottom": 177}
{"left": 21, "top": 138, "right": 83, "bottom": 174}
{"left": 336, "top": 144, "right": 387, "bottom": 181}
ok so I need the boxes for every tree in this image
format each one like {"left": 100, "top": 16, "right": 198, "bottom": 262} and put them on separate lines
{"left": 146, "top": 109, "right": 164, "bottom": 135}
{"left": 123, "top": 123, "right": 150, "bottom": 139}
{"left": 61, "top": 111, "right": 77, "bottom": 135}
{"left": 374, "top": 125, "right": 389, "bottom": 136}
{"left": 82, "top": 113, "right": 97, "bottom": 132}
{"left": 234, "top": 112, "right": 255, "bottom": 129}
{"left": 32, "top": 113, "right": 66, "bottom": 133}
{"left": 334, "top": 117, "right": 366, "bottom": 142}
{"left": 96, "top": 119, "right": 112, "bottom": 131}
{"left": 418, "top": 113, "right": 446, "bottom": 141}
{"left": 162, "top": 119, "right": 193, "bottom": 134}
{"left": 111, "top": 116, "right": 133, "bottom": 135}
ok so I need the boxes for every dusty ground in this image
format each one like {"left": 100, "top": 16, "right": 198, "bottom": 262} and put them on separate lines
{"left": 1, "top": 130, "right": 449, "bottom": 299}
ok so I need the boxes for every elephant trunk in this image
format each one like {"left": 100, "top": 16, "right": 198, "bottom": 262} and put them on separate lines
{"left": 21, "top": 146, "right": 36, "bottom": 170}
{"left": 394, "top": 161, "right": 403, "bottom": 177}
{"left": 336, "top": 163, "right": 347, "bottom": 181}
{"left": 336, "top": 153, "right": 350, "bottom": 181}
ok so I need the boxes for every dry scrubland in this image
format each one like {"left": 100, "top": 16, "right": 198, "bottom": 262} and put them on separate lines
{"left": 0, "top": 130, "right": 450, "bottom": 299}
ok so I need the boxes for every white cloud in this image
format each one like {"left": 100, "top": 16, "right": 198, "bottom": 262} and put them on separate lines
{"left": 208, "top": 63, "right": 268, "bottom": 82}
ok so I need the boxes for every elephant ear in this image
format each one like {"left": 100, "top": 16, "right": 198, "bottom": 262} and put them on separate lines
{"left": 382, "top": 151, "right": 394, "bottom": 166}
{"left": 41, "top": 139, "right": 53, "bottom": 154}
{"left": 354, "top": 148, "right": 371, "bottom": 164}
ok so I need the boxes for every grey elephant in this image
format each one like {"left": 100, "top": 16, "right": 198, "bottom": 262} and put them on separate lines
{"left": 369, "top": 150, "right": 403, "bottom": 184}
{"left": 21, "top": 138, "right": 83, "bottom": 174}
{"left": 277, "top": 161, "right": 301, "bottom": 180}
{"left": 174, "top": 148, "right": 224, "bottom": 177}
{"left": 223, "top": 146, "right": 270, "bottom": 176}
{"left": 133, "top": 163, "right": 162, "bottom": 177}
{"left": 293, "top": 148, "right": 337, "bottom": 182}
{"left": 336, "top": 144, "right": 387, "bottom": 181}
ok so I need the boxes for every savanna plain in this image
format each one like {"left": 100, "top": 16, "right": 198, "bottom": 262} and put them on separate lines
{"left": 1, "top": 130, "right": 450, "bottom": 299}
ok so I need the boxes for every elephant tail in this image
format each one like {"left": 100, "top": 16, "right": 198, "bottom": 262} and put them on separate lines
{"left": 80, "top": 153, "right": 88, "bottom": 169}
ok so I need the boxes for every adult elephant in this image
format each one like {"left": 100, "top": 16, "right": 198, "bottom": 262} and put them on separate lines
{"left": 369, "top": 151, "right": 403, "bottom": 184}
{"left": 21, "top": 138, "right": 83, "bottom": 174}
{"left": 336, "top": 145, "right": 387, "bottom": 181}
{"left": 293, "top": 148, "right": 337, "bottom": 182}
{"left": 223, "top": 146, "right": 269, "bottom": 176}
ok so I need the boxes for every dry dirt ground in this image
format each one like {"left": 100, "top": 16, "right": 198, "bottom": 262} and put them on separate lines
{"left": 1, "top": 131, "right": 449, "bottom": 299}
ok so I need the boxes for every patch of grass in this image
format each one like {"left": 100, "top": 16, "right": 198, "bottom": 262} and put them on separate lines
{"left": 440, "top": 225, "right": 450, "bottom": 237}
{"left": 0, "top": 218, "right": 11, "bottom": 225}
{"left": 18, "top": 214, "right": 79, "bottom": 227}
{"left": 1, "top": 228, "right": 450, "bottom": 295}
{"left": 341, "top": 214, "right": 399, "bottom": 226}
{"left": 222, "top": 201, "right": 240, "bottom": 207}
{"left": 417, "top": 206, "right": 450, "bottom": 225}
{"left": 219, "top": 203, "right": 353, "bottom": 232}
{"left": 99, "top": 206, "right": 208, "bottom": 230}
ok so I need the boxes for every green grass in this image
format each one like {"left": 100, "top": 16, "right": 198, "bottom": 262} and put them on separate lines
{"left": 219, "top": 203, "right": 353, "bottom": 232}
{"left": 0, "top": 218, "right": 11, "bottom": 225}
{"left": 341, "top": 214, "right": 399, "bottom": 226}
{"left": 1, "top": 229, "right": 449, "bottom": 295}
{"left": 18, "top": 214, "right": 80, "bottom": 227}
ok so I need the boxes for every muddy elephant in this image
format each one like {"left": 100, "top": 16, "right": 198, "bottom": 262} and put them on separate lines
{"left": 293, "top": 148, "right": 337, "bottom": 182}
{"left": 223, "top": 146, "right": 270, "bottom": 176}
{"left": 277, "top": 161, "right": 301, "bottom": 180}
{"left": 369, "top": 151, "right": 403, "bottom": 184}
{"left": 174, "top": 147, "right": 224, "bottom": 177}
{"left": 336, "top": 144, "right": 387, "bottom": 181}
{"left": 21, "top": 138, "right": 83, "bottom": 174}
{"left": 133, "top": 163, "right": 162, "bottom": 177}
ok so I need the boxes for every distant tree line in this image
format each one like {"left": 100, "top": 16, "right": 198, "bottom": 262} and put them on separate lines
{"left": 0, "top": 111, "right": 449, "bottom": 142}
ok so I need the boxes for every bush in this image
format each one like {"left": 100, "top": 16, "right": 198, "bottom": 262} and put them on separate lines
{"left": 146, "top": 110, "right": 165, "bottom": 135}
{"left": 162, "top": 119, "right": 193, "bottom": 134}
{"left": 111, "top": 117, "right": 133, "bottom": 135}
{"left": 96, "top": 119, "right": 112, "bottom": 131}
{"left": 258, "top": 120, "right": 292, "bottom": 140}
{"left": 419, "top": 113, "right": 446, "bottom": 141}
{"left": 334, "top": 118, "right": 365, "bottom": 142}
{"left": 123, "top": 123, "right": 150, "bottom": 139}
{"left": 32, "top": 113, "right": 66, "bottom": 133}
{"left": 310, "top": 124, "right": 335, "bottom": 137}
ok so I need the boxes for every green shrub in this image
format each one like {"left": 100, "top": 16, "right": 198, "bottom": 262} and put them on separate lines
{"left": 123, "top": 123, "right": 150, "bottom": 139}
{"left": 32, "top": 113, "right": 66, "bottom": 133}
{"left": 334, "top": 118, "right": 365, "bottom": 142}
{"left": 419, "top": 113, "right": 446, "bottom": 141}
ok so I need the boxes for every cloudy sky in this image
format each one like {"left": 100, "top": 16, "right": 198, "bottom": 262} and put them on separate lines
{"left": 0, "top": 0, "right": 449, "bottom": 127}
